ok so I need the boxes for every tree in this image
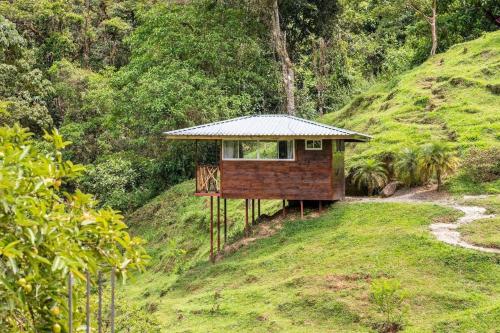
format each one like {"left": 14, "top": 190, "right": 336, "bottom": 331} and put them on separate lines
{"left": 265, "top": 0, "right": 296, "bottom": 115}
{"left": 395, "top": 147, "right": 420, "bottom": 187}
{"left": 312, "top": 37, "right": 328, "bottom": 115}
{"left": 0, "top": 16, "right": 54, "bottom": 133}
{"left": 408, "top": 0, "right": 438, "bottom": 56}
{"left": 351, "top": 159, "right": 388, "bottom": 196}
{"left": 418, "top": 142, "right": 459, "bottom": 191}
{"left": 0, "top": 124, "right": 149, "bottom": 332}
{"left": 0, "top": 0, "right": 152, "bottom": 70}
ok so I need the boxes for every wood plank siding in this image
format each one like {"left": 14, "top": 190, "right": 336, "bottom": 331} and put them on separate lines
{"left": 220, "top": 140, "right": 345, "bottom": 200}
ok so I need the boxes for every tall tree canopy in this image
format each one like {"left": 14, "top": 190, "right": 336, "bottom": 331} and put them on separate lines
{"left": 1, "top": 0, "right": 498, "bottom": 209}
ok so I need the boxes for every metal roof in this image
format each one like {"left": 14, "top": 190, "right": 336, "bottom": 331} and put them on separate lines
{"left": 163, "top": 114, "right": 371, "bottom": 142}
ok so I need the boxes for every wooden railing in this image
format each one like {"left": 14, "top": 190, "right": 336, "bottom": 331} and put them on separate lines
{"left": 196, "top": 164, "right": 220, "bottom": 193}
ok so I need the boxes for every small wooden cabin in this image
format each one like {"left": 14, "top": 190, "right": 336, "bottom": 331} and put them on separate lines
{"left": 164, "top": 114, "right": 370, "bottom": 260}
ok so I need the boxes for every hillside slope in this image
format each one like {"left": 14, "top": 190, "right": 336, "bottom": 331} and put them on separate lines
{"left": 126, "top": 180, "right": 284, "bottom": 273}
{"left": 322, "top": 31, "right": 500, "bottom": 161}
{"left": 120, "top": 200, "right": 499, "bottom": 332}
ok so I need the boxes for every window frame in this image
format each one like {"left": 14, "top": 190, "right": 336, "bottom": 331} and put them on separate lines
{"left": 305, "top": 139, "right": 323, "bottom": 151}
{"left": 222, "top": 139, "right": 295, "bottom": 161}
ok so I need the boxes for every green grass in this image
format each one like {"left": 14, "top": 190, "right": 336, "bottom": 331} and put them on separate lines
{"left": 127, "top": 180, "right": 284, "bottom": 274}
{"left": 458, "top": 195, "right": 500, "bottom": 249}
{"left": 446, "top": 175, "right": 500, "bottom": 195}
{"left": 120, "top": 199, "right": 500, "bottom": 332}
{"left": 460, "top": 217, "right": 500, "bottom": 249}
{"left": 459, "top": 194, "right": 500, "bottom": 215}
{"left": 320, "top": 31, "right": 500, "bottom": 175}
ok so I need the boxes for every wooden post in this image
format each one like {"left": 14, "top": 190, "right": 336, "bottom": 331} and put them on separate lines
{"left": 195, "top": 140, "right": 198, "bottom": 192}
{"left": 258, "top": 199, "right": 261, "bottom": 218}
{"left": 282, "top": 199, "right": 286, "bottom": 217}
{"left": 68, "top": 272, "right": 73, "bottom": 333}
{"left": 245, "top": 199, "right": 249, "bottom": 235}
{"left": 110, "top": 268, "right": 115, "bottom": 333}
{"left": 85, "top": 270, "right": 90, "bottom": 333}
{"left": 300, "top": 200, "right": 304, "bottom": 220}
{"left": 224, "top": 198, "right": 227, "bottom": 243}
{"left": 217, "top": 196, "right": 221, "bottom": 253}
{"left": 98, "top": 271, "right": 103, "bottom": 333}
{"left": 252, "top": 199, "right": 255, "bottom": 225}
{"left": 210, "top": 196, "right": 214, "bottom": 262}
{"left": 319, "top": 200, "right": 322, "bottom": 213}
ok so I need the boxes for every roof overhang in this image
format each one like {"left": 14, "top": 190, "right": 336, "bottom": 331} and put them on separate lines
{"left": 162, "top": 115, "right": 372, "bottom": 142}
{"left": 163, "top": 134, "right": 371, "bottom": 142}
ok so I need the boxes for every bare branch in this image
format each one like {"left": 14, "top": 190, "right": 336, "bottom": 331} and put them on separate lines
{"left": 407, "top": 1, "right": 432, "bottom": 24}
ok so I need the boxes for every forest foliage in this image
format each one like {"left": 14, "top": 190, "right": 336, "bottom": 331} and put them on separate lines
{"left": 0, "top": 125, "right": 148, "bottom": 332}
{"left": 1, "top": 0, "right": 499, "bottom": 209}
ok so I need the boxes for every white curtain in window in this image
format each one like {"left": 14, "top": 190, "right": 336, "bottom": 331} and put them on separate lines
{"left": 223, "top": 141, "right": 238, "bottom": 158}
{"left": 287, "top": 140, "right": 293, "bottom": 159}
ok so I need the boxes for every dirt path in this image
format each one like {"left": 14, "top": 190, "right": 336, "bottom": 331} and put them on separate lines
{"left": 350, "top": 186, "right": 499, "bottom": 254}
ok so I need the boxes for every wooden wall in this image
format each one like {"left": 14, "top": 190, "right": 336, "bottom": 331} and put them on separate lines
{"left": 220, "top": 140, "right": 345, "bottom": 200}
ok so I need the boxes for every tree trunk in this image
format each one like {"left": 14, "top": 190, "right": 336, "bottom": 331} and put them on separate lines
{"left": 314, "top": 37, "right": 327, "bottom": 115}
{"left": 83, "top": 0, "right": 90, "bottom": 67}
{"left": 436, "top": 169, "right": 442, "bottom": 191}
{"left": 430, "top": 0, "right": 437, "bottom": 56}
{"left": 270, "top": 0, "right": 295, "bottom": 115}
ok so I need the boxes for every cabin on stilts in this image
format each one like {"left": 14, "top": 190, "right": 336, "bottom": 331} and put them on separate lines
{"left": 163, "top": 114, "right": 371, "bottom": 261}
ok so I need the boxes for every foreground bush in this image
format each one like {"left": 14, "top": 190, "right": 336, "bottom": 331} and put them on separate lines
{"left": 370, "top": 279, "right": 407, "bottom": 332}
{"left": 0, "top": 125, "right": 149, "bottom": 332}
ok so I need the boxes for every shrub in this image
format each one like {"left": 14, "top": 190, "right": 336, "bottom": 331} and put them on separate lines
{"left": 210, "top": 289, "right": 223, "bottom": 314}
{"left": 351, "top": 158, "right": 389, "bottom": 196}
{"left": 394, "top": 147, "right": 420, "bottom": 187}
{"left": 0, "top": 125, "right": 149, "bottom": 332}
{"left": 81, "top": 156, "right": 139, "bottom": 211}
{"left": 419, "top": 142, "right": 459, "bottom": 191}
{"left": 370, "top": 279, "right": 407, "bottom": 332}
{"left": 461, "top": 147, "right": 500, "bottom": 183}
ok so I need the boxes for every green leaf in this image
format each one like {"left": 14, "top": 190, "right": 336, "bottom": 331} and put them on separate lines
{"left": 52, "top": 256, "right": 62, "bottom": 272}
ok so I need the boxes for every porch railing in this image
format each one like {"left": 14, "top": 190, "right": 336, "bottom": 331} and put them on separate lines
{"left": 196, "top": 164, "right": 220, "bottom": 193}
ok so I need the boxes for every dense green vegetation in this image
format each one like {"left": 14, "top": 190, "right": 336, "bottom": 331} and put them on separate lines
{"left": 2, "top": 0, "right": 498, "bottom": 209}
{"left": 119, "top": 198, "right": 499, "bottom": 332}
{"left": 0, "top": 125, "right": 148, "bottom": 332}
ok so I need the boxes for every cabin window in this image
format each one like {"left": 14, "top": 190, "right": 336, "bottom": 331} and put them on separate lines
{"left": 222, "top": 140, "right": 294, "bottom": 160}
{"left": 305, "top": 140, "right": 322, "bottom": 150}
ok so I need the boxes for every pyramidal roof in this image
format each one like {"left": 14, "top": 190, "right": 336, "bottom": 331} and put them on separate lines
{"left": 163, "top": 114, "right": 371, "bottom": 142}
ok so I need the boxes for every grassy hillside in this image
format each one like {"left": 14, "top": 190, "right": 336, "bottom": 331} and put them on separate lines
{"left": 322, "top": 31, "right": 500, "bottom": 163}
{"left": 120, "top": 199, "right": 499, "bottom": 332}
{"left": 126, "top": 180, "right": 284, "bottom": 274}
